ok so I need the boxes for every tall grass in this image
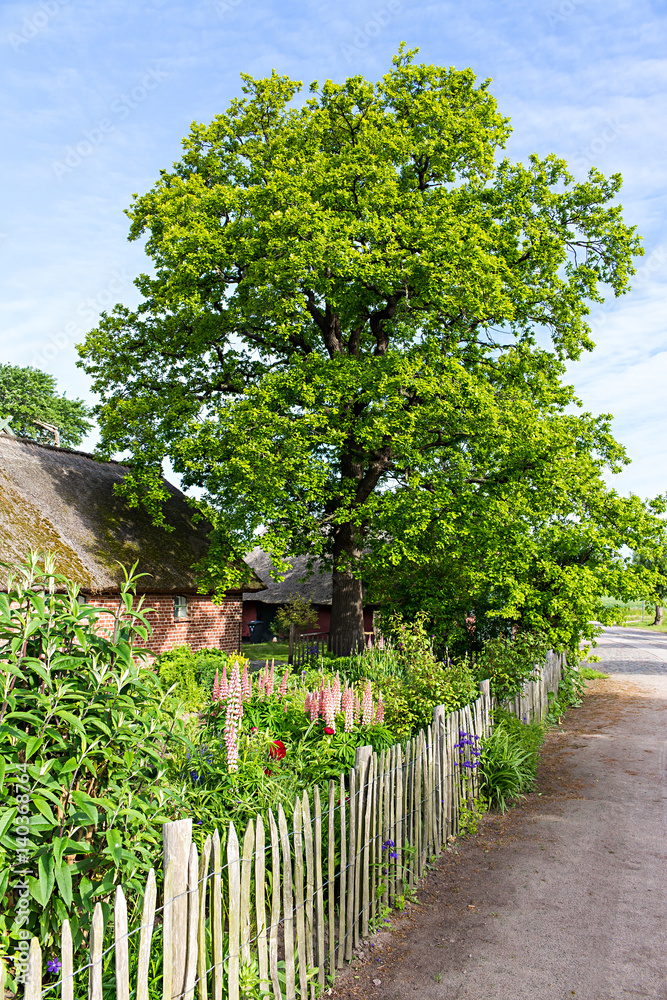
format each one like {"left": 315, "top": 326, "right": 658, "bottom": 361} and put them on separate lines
{"left": 479, "top": 711, "right": 544, "bottom": 812}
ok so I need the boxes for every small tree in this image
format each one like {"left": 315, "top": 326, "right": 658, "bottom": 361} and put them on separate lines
{"left": 633, "top": 550, "right": 667, "bottom": 625}
{"left": 0, "top": 364, "right": 92, "bottom": 447}
{"left": 273, "top": 593, "right": 319, "bottom": 640}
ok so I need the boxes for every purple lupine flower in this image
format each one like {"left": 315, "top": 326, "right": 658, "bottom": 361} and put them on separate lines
{"left": 388, "top": 851, "right": 398, "bottom": 859}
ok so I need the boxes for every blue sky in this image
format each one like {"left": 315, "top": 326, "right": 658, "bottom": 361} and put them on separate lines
{"left": 2, "top": 0, "right": 666, "bottom": 498}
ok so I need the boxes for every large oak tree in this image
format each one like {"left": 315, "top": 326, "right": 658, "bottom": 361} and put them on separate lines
{"left": 79, "top": 49, "right": 650, "bottom": 650}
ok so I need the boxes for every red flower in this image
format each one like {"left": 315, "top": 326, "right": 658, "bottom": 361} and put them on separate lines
{"left": 264, "top": 768, "right": 272, "bottom": 776}
{"left": 269, "top": 740, "right": 286, "bottom": 760}
{"left": 323, "top": 727, "right": 335, "bottom": 735}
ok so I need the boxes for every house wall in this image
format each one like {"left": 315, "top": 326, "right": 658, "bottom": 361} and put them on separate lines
{"left": 241, "top": 601, "right": 375, "bottom": 640}
{"left": 85, "top": 593, "right": 242, "bottom": 656}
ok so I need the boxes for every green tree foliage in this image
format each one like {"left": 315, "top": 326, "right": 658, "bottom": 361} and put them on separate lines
{"left": 632, "top": 549, "right": 667, "bottom": 624}
{"left": 370, "top": 481, "right": 665, "bottom": 656}
{"left": 79, "top": 47, "right": 650, "bottom": 648}
{"left": 273, "top": 593, "right": 319, "bottom": 640}
{"left": 0, "top": 364, "right": 92, "bottom": 448}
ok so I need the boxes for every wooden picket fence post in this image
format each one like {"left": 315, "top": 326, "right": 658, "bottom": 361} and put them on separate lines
{"left": 22, "top": 654, "right": 564, "bottom": 1000}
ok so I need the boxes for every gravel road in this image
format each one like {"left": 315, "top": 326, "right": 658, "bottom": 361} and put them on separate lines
{"left": 330, "top": 629, "right": 667, "bottom": 1000}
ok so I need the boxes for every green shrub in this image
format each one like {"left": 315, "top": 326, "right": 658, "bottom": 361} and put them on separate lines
{"left": 476, "top": 632, "right": 550, "bottom": 702}
{"left": 545, "top": 661, "right": 585, "bottom": 722}
{"left": 328, "top": 646, "right": 407, "bottom": 685}
{"left": 375, "top": 613, "right": 478, "bottom": 736}
{"left": 0, "top": 553, "right": 189, "bottom": 987}
{"left": 155, "top": 646, "right": 231, "bottom": 710}
{"left": 479, "top": 711, "right": 544, "bottom": 812}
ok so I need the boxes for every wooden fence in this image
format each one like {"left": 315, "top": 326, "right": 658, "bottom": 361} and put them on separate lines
{"left": 19, "top": 653, "right": 564, "bottom": 1000}
{"left": 289, "top": 632, "right": 376, "bottom": 667}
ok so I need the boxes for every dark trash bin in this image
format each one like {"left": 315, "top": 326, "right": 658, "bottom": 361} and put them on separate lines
{"left": 247, "top": 620, "right": 264, "bottom": 641}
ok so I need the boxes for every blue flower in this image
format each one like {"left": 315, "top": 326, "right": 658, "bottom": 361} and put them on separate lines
{"left": 382, "top": 839, "right": 395, "bottom": 849}
{"left": 47, "top": 959, "right": 62, "bottom": 975}
{"left": 388, "top": 851, "right": 398, "bottom": 859}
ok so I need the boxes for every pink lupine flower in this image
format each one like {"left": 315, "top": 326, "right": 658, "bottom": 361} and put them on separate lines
{"left": 279, "top": 669, "right": 289, "bottom": 698}
{"left": 374, "top": 692, "right": 384, "bottom": 725}
{"left": 224, "top": 715, "right": 238, "bottom": 771}
{"left": 229, "top": 661, "right": 242, "bottom": 720}
{"left": 266, "top": 660, "right": 275, "bottom": 697}
{"left": 212, "top": 669, "right": 220, "bottom": 702}
{"left": 323, "top": 685, "right": 336, "bottom": 732}
{"left": 309, "top": 691, "right": 320, "bottom": 723}
{"left": 332, "top": 672, "right": 342, "bottom": 714}
{"left": 361, "top": 680, "right": 373, "bottom": 726}
{"left": 220, "top": 664, "right": 229, "bottom": 699}
{"left": 241, "top": 663, "right": 251, "bottom": 702}
{"left": 354, "top": 697, "right": 361, "bottom": 724}
{"left": 342, "top": 686, "right": 354, "bottom": 731}
{"left": 319, "top": 684, "right": 326, "bottom": 717}
{"left": 224, "top": 665, "right": 242, "bottom": 772}
{"left": 378, "top": 635, "right": 385, "bottom": 650}
{"left": 304, "top": 691, "right": 311, "bottom": 717}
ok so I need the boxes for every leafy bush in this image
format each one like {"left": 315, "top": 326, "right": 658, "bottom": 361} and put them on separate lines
{"left": 0, "top": 554, "right": 188, "bottom": 987}
{"left": 374, "top": 613, "right": 478, "bottom": 736}
{"left": 475, "top": 631, "right": 550, "bottom": 702}
{"left": 545, "top": 661, "right": 585, "bottom": 723}
{"left": 479, "top": 712, "right": 544, "bottom": 812}
{"left": 155, "top": 646, "right": 241, "bottom": 710}
{"left": 328, "top": 645, "right": 407, "bottom": 685}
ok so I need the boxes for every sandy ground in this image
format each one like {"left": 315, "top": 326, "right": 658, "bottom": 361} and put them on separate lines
{"left": 330, "top": 650, "right": 667, "bottom": 1000}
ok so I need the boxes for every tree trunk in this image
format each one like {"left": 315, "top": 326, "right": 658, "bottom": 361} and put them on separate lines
{"left": 329, "top": 524, "right": 365, "bottom": 655}
{"left": 653, "top": 604, "right": 663, "bottom": 626}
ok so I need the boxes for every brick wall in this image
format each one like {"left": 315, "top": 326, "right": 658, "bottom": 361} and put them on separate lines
{"left": 85, "top": 593, "right": 242, "bottom": 656}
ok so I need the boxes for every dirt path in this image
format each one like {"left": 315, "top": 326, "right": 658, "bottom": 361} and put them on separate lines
{"left": 330, "top": 673, "right": 667, "bottom": 1000}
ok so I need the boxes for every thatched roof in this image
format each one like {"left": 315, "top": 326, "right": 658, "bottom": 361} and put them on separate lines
{"left": 0, "top": 436, "right": 265, "bottom": 595}
{"left": 242, "top": 547, "right": 333, "bottom": 605}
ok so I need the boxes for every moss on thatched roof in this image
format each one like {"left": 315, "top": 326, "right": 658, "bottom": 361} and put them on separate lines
{"left": 0, "top": 436, "right": 265, "bottom": 595}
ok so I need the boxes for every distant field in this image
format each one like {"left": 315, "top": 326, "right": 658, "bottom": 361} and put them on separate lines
{"left": 599, "top": 597, "right": 655, "bottom": 624}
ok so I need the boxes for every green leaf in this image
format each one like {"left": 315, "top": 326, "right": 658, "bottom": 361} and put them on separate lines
{"left": 28, "top": 854, "right": 56, "bottom": 908}
{"left": 56, "top": 710, "right": 87, "bottom": 739}
{"left": 105, "top": 828, "right": 123, "bottom": 866}
{"left": 0, "top": 808, "right": 17, "bottom": 840}
{"left": 54, "top": 860, "right": 73, "bottom": 908}
{"left": 70, "top": 791, "right": 99, "bottom": 825}
{"left": 32, "top": 796, "right": 56, "bottom": 825}
{"left": 24, "top": 736, "right": 43, "bottom": 761}
{"left": 0, "top": 757, "right": 5, "bottom": 791}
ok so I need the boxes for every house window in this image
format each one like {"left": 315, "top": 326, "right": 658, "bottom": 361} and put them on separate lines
{"left": 174, "top": 595, "right": 188, "bottom": 619}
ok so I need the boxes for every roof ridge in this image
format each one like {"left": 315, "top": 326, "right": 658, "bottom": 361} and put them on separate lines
{"left": 0, "top": 433, "right": 130, "bottom": 468}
